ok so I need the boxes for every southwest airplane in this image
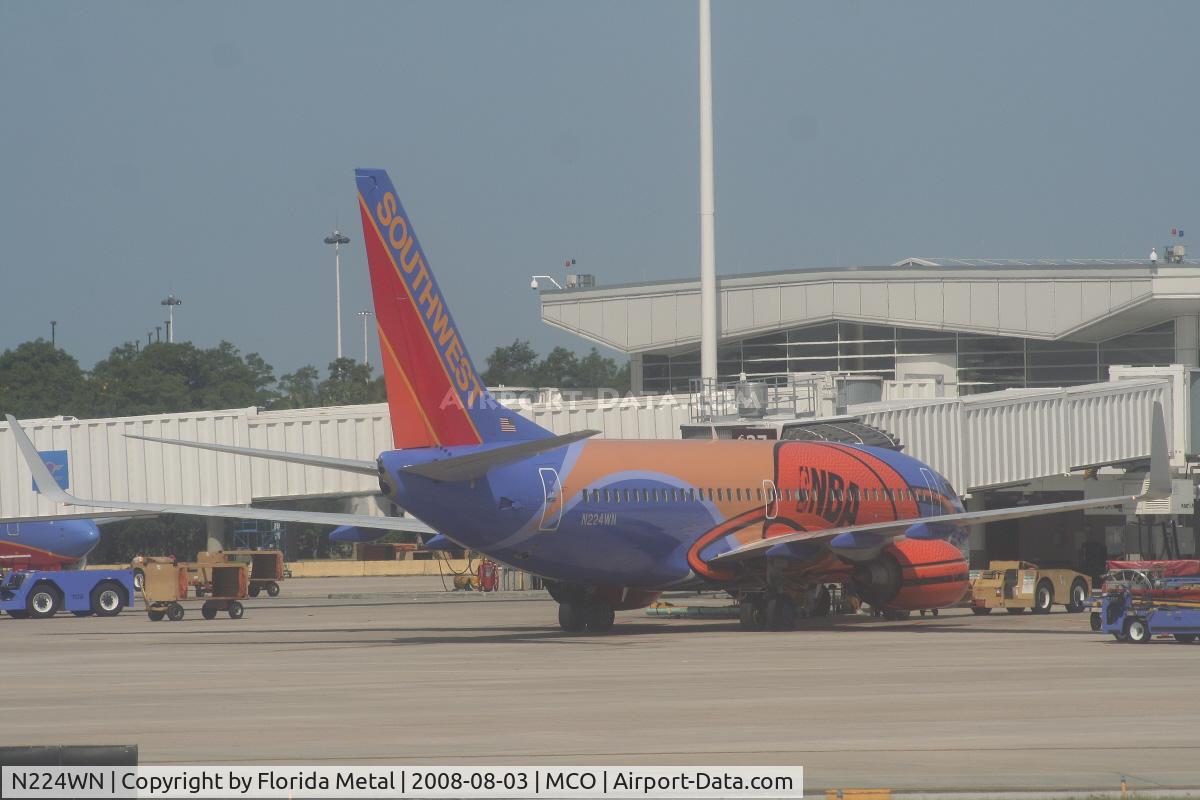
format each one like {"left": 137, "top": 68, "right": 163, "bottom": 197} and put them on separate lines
{"left": 0, "top": 519, "right": 100, "bottom": 570}
{"left": 2, "top": 168, "right": 1172, "bottom": 632}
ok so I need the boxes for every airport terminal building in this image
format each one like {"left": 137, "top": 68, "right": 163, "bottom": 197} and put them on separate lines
{"left": 540, "top": 258, "right": 1200, "bottom": 571}
{"left": 539, "top": 259, "right": 1200, "bottom": 396}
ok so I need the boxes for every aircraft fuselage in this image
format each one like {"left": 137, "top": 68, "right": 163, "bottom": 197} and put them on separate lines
{"left": 0, "top": 519, "right": 101, "bottom": 570}
{"left": 381, "top": 438, "right": 967, "bottom": 589}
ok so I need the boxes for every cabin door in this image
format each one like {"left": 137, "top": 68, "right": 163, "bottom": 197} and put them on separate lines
{"left": 763, "top": 479, "right": 779, "bottom": 520}
{"left": 538, "top": 467, "right": 563, "bottom": 532}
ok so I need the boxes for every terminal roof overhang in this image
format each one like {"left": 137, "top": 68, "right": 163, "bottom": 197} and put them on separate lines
{"left": 539, "top": 262, "right": 1200, "bottom": 355}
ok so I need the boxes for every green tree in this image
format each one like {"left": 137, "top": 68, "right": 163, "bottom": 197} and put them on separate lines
{"left": 0, "top": 339, "right": 88, "bottom": 419}
{"left": 481, "top": 339, "right": 539, "bottom": 386}
{"left": 275, "top": 365, "right": 321, "bottom": 409}
{"left": 318, "top": 358, "right": 386, "bottom": 406}
{"left": 85, "top": 341, "right": 277, "bottom": 417}
{"left": 576, "top": 347, "right": 631, "bottom": 392}
{"left": 534, "top": 347, "right": 580, "bottom": 388}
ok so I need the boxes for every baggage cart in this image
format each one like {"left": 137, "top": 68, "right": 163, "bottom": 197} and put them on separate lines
{"left": 222, "top": 549, "right": 284, "bottom": 597}
{"left": 141, "top": 560, "right": 247, "bottom": 621}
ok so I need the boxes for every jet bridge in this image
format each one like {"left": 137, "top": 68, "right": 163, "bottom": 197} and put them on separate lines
{"left": 1, "top": 369, "right": 1192, "bottom": 523}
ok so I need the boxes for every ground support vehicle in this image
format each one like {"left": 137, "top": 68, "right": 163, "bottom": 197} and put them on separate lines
{"left": 0, "top": 568, "right": 134, "bottom": 619}
{"left": 129, "top": 555, "right": 177, "bottom": 591}
{"left": 211, "top": 549, "right": 283, "bottom": 597}
{"left": 141, "top": 560, "right": 247, "bottom": 621}
{"left": 969, "top": 561, "right": 1090, "bottom": 615}
{"left": 1098, "top": 590, "right": 1200, "bottom": 644}
{"left": 1088, "top": 560, "right": 1200, "bottom": 631}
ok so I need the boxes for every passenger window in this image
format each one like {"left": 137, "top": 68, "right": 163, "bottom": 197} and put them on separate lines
{"left": 756, "top": 488, "right": 763, "bottom": 501}
{"left": 736, "top": 488, "right": 743, "bottom": 501}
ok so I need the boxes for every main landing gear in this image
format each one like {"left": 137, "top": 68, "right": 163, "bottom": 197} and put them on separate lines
{"left": 547, "top": 583, "right": 615, "bottom": 633}
{"left": 738, "top": 585, "right": 832, "bottom": 632}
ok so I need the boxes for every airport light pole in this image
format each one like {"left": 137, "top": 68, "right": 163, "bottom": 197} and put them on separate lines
{"left": 324, "top": 229, "right": 351, "bottom": 360}
{"left": 161, "top": 294, "right": 182, "bottom": 343}
{"left": 50, "top": 320, "right": 57, "bottom": 348}
{"left": 155, "top": 325, "right": 162, "bottom": 343}
{"left": 356, "top": 310, "right": 374, "bottom": 368}
{"left": 698, "top": 0, "right": 718, "bottom": 384}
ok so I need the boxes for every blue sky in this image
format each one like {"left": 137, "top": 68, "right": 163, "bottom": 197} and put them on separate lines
{"left": 1, "top": 1, "right": 1197, "bottom": 377}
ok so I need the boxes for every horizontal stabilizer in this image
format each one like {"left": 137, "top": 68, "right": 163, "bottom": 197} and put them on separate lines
{"left": 125, "top": 433, "right": 378, "bottom": 476}
{"left": 400, "top": 430, "right": 599, "bottom": 482}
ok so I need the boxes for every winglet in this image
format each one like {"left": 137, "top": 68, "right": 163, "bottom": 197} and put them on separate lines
{"left": 1144, "top": 400, "right": 1171, "bottom": 500}
{"left": 4, "top": 414, "right": 76, "bottom": 505}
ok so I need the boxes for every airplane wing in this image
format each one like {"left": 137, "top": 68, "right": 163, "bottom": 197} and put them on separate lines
{"left": 3, "top": 415, "right": 434, "bottom": 535}
{"left": 711, "top": 400, "right": 1172, "bottom": 565}
{"left": 124, "top": 433, "right": 378, "bottom": 475}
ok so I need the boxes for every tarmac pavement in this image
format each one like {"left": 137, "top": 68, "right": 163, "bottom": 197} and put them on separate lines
{"left": 3, "top": 577, "right": 1199, "bottom": 794}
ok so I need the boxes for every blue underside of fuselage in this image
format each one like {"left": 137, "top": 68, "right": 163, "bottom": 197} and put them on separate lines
{"left": 1, "top": 519, "right": 101, "bottom": 564}
{"left": 379, "top": 441, "right": 967, "bottom": 590}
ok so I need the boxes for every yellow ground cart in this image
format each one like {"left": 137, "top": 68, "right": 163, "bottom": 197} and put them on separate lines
{"left": 193, "top": 550, "right": 283, "bottom": 598}
{"left": 141, "top": 560, "right": 247, "bottom": 621}
{"left": 969, "top": 560, "right": 1091, "bottom": 615}
{"left": 222, "top": 550, "right": 284, "bottom": 597}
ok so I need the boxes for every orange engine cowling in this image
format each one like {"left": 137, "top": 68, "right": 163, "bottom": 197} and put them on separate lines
{"left": 852, "top": 539, "right": 969, "bottom": 611}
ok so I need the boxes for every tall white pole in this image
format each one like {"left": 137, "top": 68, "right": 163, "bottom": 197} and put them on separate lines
{"left": 358, "top": 310, "right": 373, "bottom": 368}
{"left": 699, "top": 0, "right": 718, "bottom": 383}
{"left": 168, "top": 306, "right": 174, "bottom": 343}
{"left": 334, "top": 242, "right": 343, "bottom": 360}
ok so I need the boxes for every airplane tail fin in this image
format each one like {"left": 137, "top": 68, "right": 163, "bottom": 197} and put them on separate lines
{"left": 355, "top": 168, "right": 552, "bottom": 449}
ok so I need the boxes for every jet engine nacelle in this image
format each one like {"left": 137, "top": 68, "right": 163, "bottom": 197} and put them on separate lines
{"left": 852, "top": 539, "right": 969, "bottom": 611}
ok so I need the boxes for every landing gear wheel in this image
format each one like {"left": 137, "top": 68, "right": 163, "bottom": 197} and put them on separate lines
{"left": 91, "top": 582, "right": 125, "bottom": 617}
{"left": 557, "top": 602, "right": 587, "bottom": 632}
{"left": 738, "top": 598, "right": 766, "bottom": 631}
{"left": 971, "top": 607, "right": 993, "bottom": 616}
{"left": 249, "top": 586, "right": 261, "bottom": 598}
{"left": 1174, "top": 634, "right": 1197, "bottom": 643}
{"left": 266, "top": 581, "right": 280, "bottom": 597}
{"left": 1006, "top": 607, "right": 1027, "bottom": 615}
{"left": 227, "top": 601, "right": 244, "bottom": 619}
{"left": 148, "top": 609, "right": 165, "bottom": 622}
{"left": 765, "top": 596, "right": 796, "bottom": 631}
{"left": 1066, "top": 580, "right": 1088, "bottom": 613}
{"left": 1032, "top": 581, "right": 1053, "bottom": 614}
{"left": 1125, "top": 617, "right": 1150, "bottom": 644}
{"left": 1090, "top": 612, "right": 1102, "bottom": 631}
{"left": 166, "top": 602, "right": 185, "bottom": 622}
{"left": 201, "top": 602, "right": 218, "bottom": 620}
{"left": 583, "top": 601, "right": 614, "bottom": 632}
{"left": 27, "top": 586, "right": 59, "bottom": 619}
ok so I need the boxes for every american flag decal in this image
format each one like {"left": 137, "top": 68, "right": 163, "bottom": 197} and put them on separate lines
{"left": 499, "top": 417, "right": 517, "bottom": 433}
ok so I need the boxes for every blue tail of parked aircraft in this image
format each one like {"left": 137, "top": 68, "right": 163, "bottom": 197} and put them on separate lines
{"left": 355, "top": 168, "right": 552, "bottom": 450}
